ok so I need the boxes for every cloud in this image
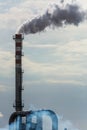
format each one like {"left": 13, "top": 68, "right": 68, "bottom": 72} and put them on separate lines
{"left": 0, "top": 0, "right": 53, "bottom": 30}
{"left": 53, "top": 38, "right": 87, "bottom": 66}
{"left": 0, "top": 85, "right": 7, "bottom": 92}
{"left": 23, "top": 53, "right": 87, "bottom": 86}
{"left": 46, "top": 79, "right": 85, "bottom": 86}
{"left": 19, "top": 37, "right": 87, "bottom": 87}
{"left": 0, "top": 112, "right": 3, "bottom": 118}
{"left": 24, "top": 41, "right": 58, "bottom": 48}
{"left": 0, "top": 49, "right": 14, "bottom": 76}
{"left": 55, "top": 39, "right": 87, "bottom": 54}
{"left": 0, "top": 1, "right": 34, "bottom": 29}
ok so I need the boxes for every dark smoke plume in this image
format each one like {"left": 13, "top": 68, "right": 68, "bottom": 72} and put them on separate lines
{"left": 17, "top": 3, "right": 86, "bottom": 34}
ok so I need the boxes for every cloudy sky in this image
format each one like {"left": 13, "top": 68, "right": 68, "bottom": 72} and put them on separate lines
{"left": 0, "top": 0, "right": 87, "bottom": 130}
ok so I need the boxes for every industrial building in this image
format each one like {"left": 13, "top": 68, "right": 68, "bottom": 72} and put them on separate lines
{"left": 9, "top": 34, "right": 58, "bottom": 130}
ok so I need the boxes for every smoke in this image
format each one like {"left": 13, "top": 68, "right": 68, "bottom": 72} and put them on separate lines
{"left": 17, "top": 3, "right": 87, "bottom": 35}
{"left": 59, "top": 118, "right": 79, "bottom": 130}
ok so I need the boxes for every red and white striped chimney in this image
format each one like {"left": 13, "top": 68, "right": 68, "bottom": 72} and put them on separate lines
{"left": 13, "top": 34, "right": 24, "bottom": 111}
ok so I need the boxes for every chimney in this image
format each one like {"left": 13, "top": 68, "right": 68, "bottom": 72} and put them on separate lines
{"left": 13, "top": 34, "right": 24, "bottom": 111}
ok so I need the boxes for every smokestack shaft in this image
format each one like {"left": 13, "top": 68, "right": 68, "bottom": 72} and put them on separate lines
{"left": 13, "top": 34, "right": 24, "bottom": 111}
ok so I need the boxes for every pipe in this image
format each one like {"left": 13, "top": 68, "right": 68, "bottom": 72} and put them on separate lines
{"left": 9, "top": 110, "right": 58, "bottom": 130}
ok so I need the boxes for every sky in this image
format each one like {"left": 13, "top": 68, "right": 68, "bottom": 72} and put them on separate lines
{"left": 0, "top": 0, "right": 87, "bottom": 130}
